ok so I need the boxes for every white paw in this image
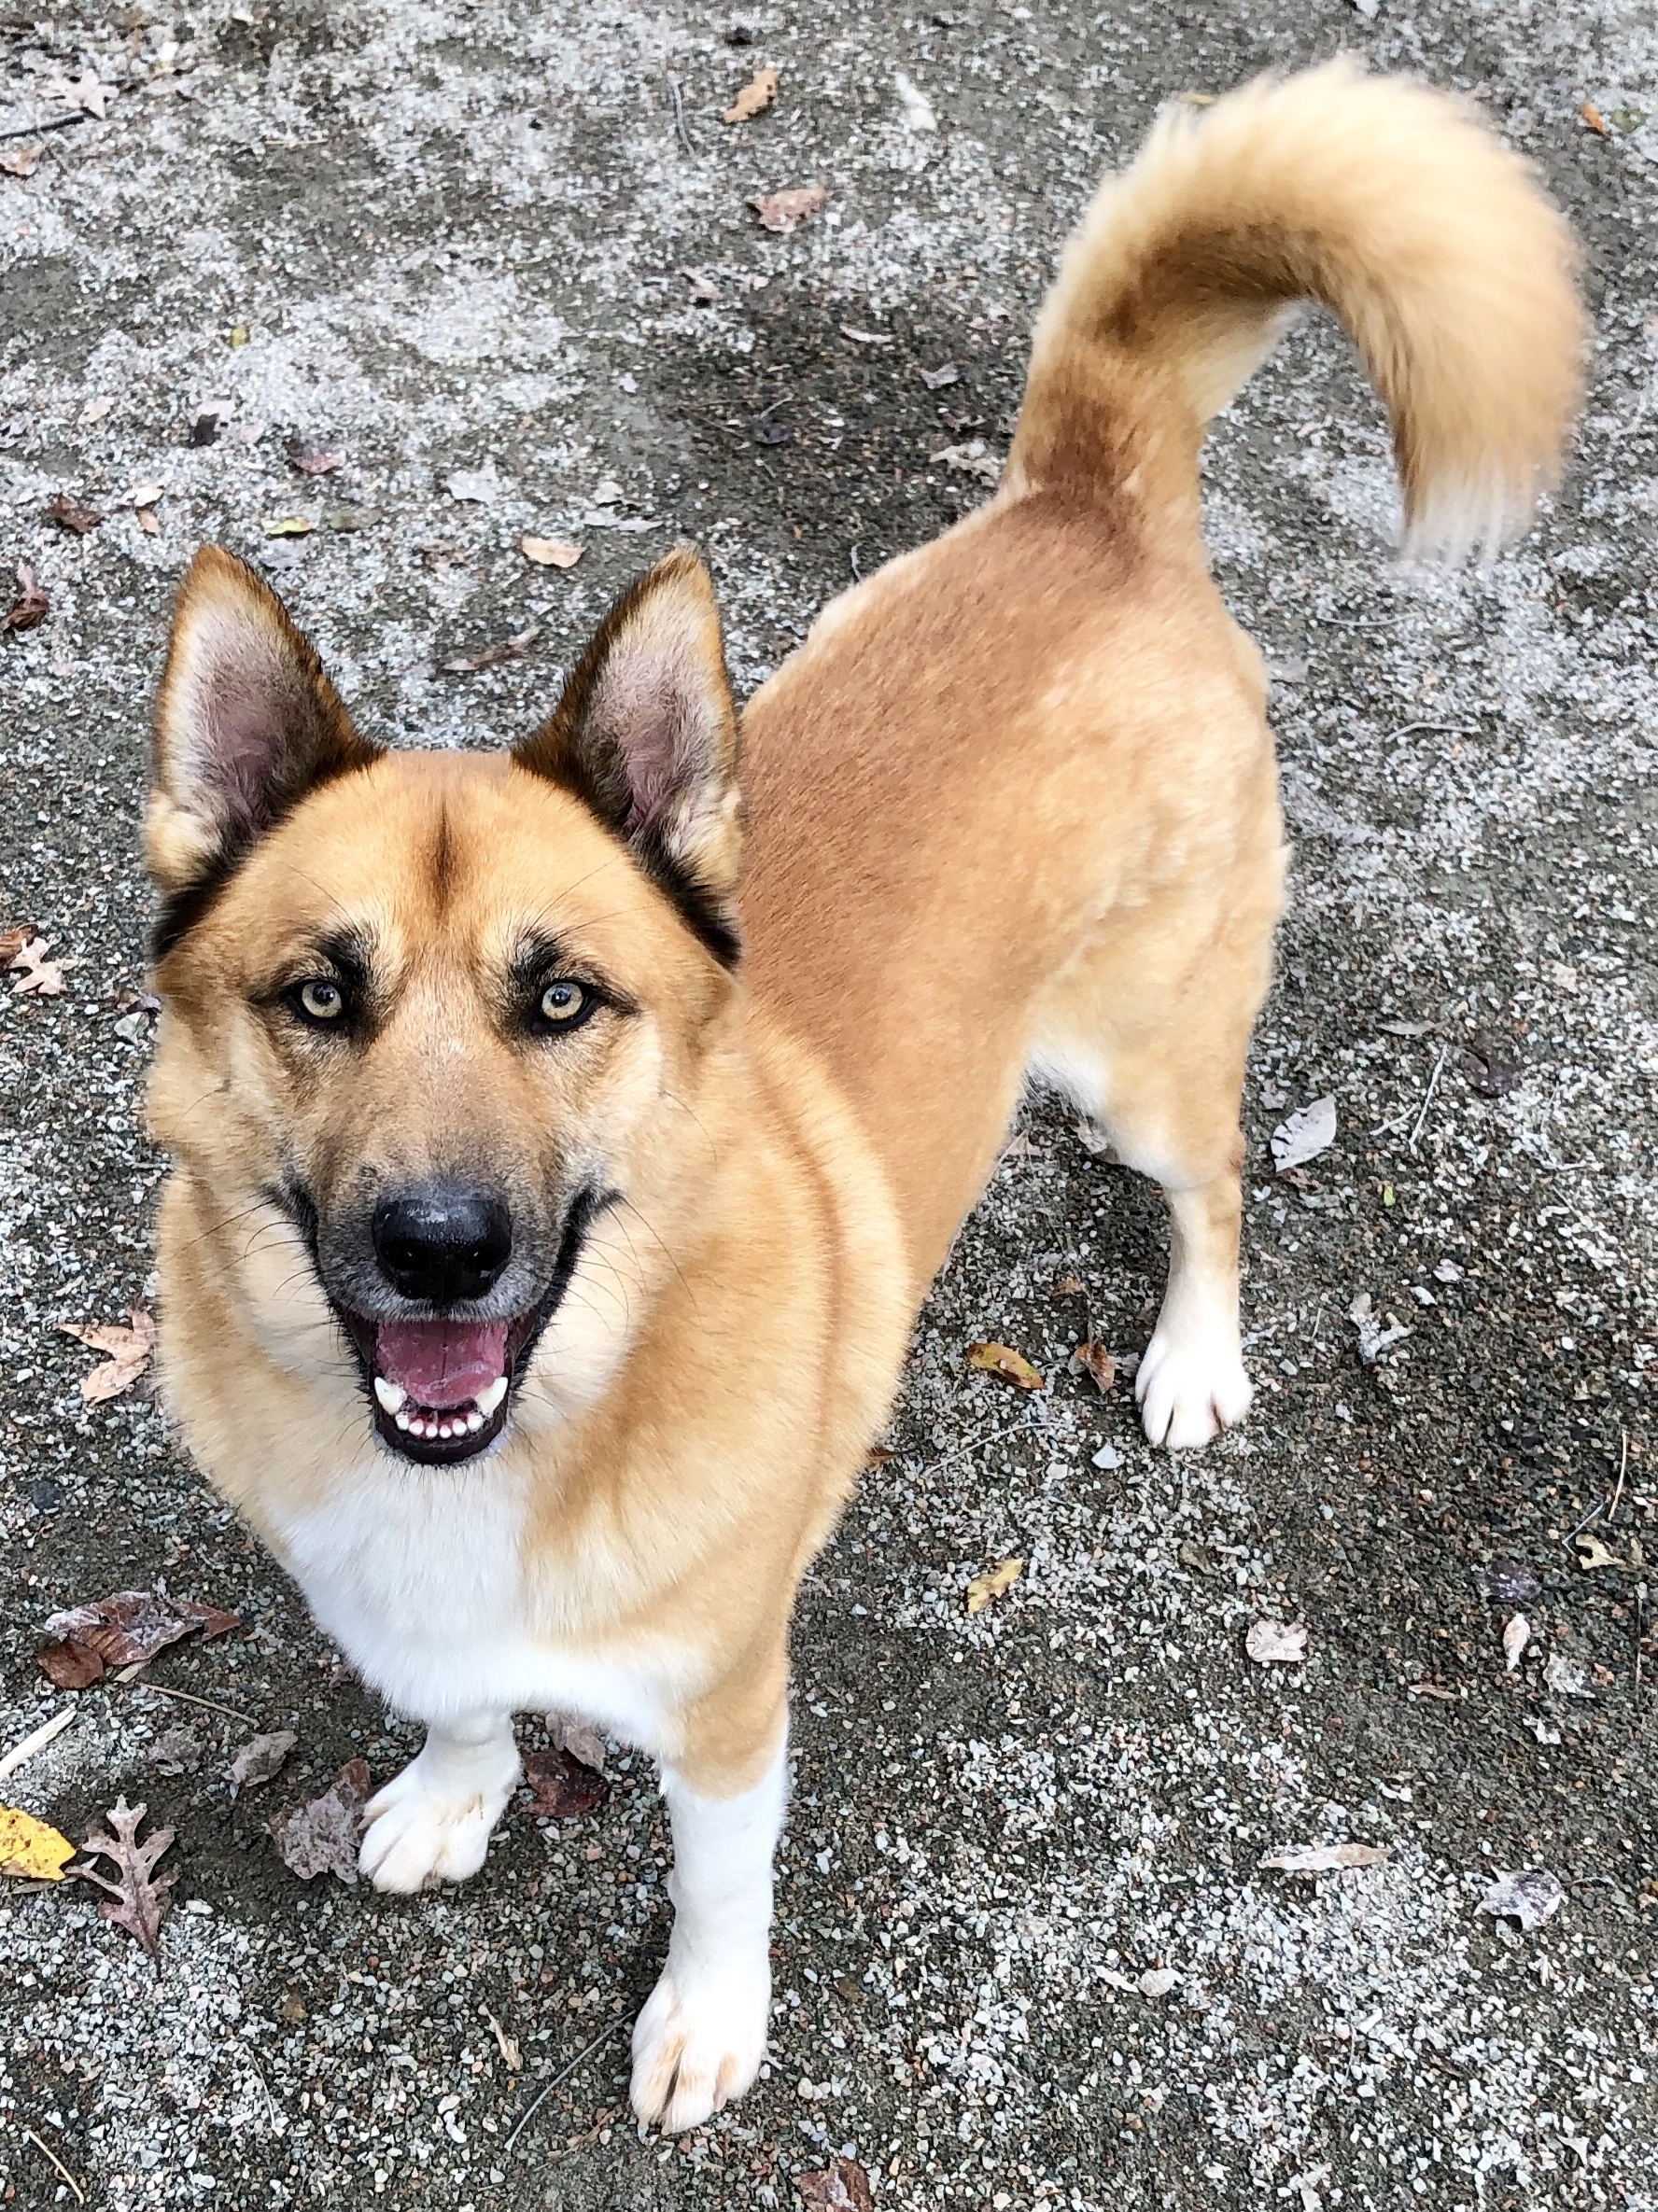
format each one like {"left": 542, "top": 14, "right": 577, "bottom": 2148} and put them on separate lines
{"left": 630, "top": 1954, "right": 769, "bottom": 2133}
{"left": 358, "top": 1739, "right": 520, "bottom": 1894}
{"left": 1135, "top": 1312, "right": 1252, "bottom": 1450}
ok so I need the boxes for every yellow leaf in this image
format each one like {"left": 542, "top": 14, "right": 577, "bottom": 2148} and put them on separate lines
{"left": 520, "top": 535, "right": 583, "bottom": 568}
{"left": 723, "top": 66, "right": 778, "bottom": 124}
{"left": 264, "top": 515, "right": 316, "bottom": 538}
{"left": 0, "top": 1804, "right": 77, "bottom": 1882}
{"left": 965, "top": 1558, "right": 1023, "bottom": 1617}
{"left": 966, "top": 1340, "right": 1043, "bottom": 1391}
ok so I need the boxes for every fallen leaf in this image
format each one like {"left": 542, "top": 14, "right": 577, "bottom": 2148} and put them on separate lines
{"left": 681, "top": 266, "right": 721, "bottom": 301}
{"left": 1524, "top": 1714, "right": 1562, "bottom": 1745}
{"left": 545, "top": 1713, "right": 607, "bottom": 1773}
{"left": 127, "top": 481, "right": 165, "bottom": 511}
{"left": 931, "top": 439, "right": 1001, "bottom": 485}
{"left": 1349, "top": 1292, "right": 1412, "bottom": 1365}
{"left": 80, "top": 395, "right": 116, "bottom": 425}
{"left": 0, "top": 923, "right": 34, "bottom": 965}
{"left": 136, "top": 507, "right": 161, "bottom": 536}
{"left": 2, "top": 563, "right": 49, "bottom": 633}
{"left": 964, "top": 1557, "right": 1023, "bottom": 1616}
{"left": 1580, "top": 100, "right": 1609, "bottom": 134}
{"left": 1434, "top": 1256, "right": 1464, "bottom": 1283}
{"left": 749, "top": 184, "right": 826, "bottom": 233}
{"left": 484, "top": 2008, "right": 522, "bottom": 2071}
{"left": 77, "top": 1797, "right": 176, "bottom": 1956}
{"left": 1476, "top": 1558, "right": 1540, "bottom": 1604}
{"left": 271, "top": 1758, "right": 371, "bottom": 1883}
{"left": 1461, "top": 1038, "right": 1522, "bottom": 1098}
{"left": 44, "top": 491, "right": 102, "bottom": 534}
{"left": 797, "top": 2156, "right": 873, "bottom": 2212}
{"left": 149, "top": 1727, "right": 203, "bottom": 1775}
{"left": 445, "top": 466, "right": 502, "bottom": 504}
{"left": 1053, "top": 1274, "right": 1085, "bottom": 1297}
{"left": 919, "top": 362, "right": 960, "bottom": 390}
{"left": 1071, "top": 1339, "right": 1116, "bottom": 1395}
{"left": 1545, "top": 1650, "right": 1595, "bottom": 1700}
{"left": 523, "top": 1746, "right": 608, "bottom": 1820}
{"left": 8, "top": 935, "right": 69, "bottom": 996}
{"left": 520, "top": 534, "right": 583, "bottom": 568}
{"left": 59, "top": 1309, "right": 155, "bottom": 1402}
{"left": 1272, "top": 1096, "right": 1337, "bottom": 1171}
{"left": 591, "top": 477, "right": 624, "bottom": 506}
{"left": 49, "top": 65, "right": 112, "bottom": 119}
{"left": 290, "top": 441, "right": 344, "bottom": 476}
{"left": 723, "top": 65, "right": 778, "bottom": 123}
{"left": 262, "top": 514, "right": 315, "bottom": 538}
{"left": 39, "top": 1638, "right": 105, "bottom": 1689}
{"left": 1260, "top": 1841, "right": 1391, "bottom": 1873}
{"left": 189, "top": 410, "right": 222, "bottom": 447}
{"left": 1137, "top": 1966, "right": 1179, "bottom": 1998}
{"left": 0, "top": 144, "right": 43, "bottom": 178}
{"left": 40, "top": 1583, "right": 237, "bottom": 1673}
{"left": 1502, "top": 1614, "right": 1531, "bottom": 1673}
{"left": 0, "top": 1804, "right": 77, "bottom": 1881}
{"left": 228, "top": 1730, "right": 298, "bottom": 1797}
{"left": 1574, "top": 1532, "right": 1622, "bottom": 1572}
{"left": 1245, "top": 1619, "right": 1308, "bottom": 1664}
{"left": 966, "top": 1341, "right": 1044, "bottom": 1391}
{"left": 1406, "top": 1681, "right": 1456, "bottom": 1701}
{"left": 441, "top": 624, "right": 540, "bottom": 674}
{"left": 229, "top": 323, "right": 250, "bottom": 348}
{"left": 1480, "top": 1867, "right": 1564, "bottom": 1931}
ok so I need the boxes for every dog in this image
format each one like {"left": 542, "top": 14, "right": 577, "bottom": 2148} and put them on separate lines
{"left": 145, "top": 62, "right": 1581, "bottom": 2132}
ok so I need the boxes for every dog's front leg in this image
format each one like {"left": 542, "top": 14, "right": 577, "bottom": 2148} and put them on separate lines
{"left": 358, "top": 1713, "right": 522, "bottom": 1893}
{"left": 630, "top": 1715, "right": 789, "bottom": 2134}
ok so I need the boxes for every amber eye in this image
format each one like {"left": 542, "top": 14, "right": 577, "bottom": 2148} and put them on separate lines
{"left": 293, "top": 978, "right": 345, "bottom": 1024}
{"left": 538, "top": 978, "right": 589, "bottom": 1027}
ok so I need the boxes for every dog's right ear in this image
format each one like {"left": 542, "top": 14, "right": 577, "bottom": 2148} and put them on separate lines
{"left": 148, "top": 547, "right": 381, "bottom": 953}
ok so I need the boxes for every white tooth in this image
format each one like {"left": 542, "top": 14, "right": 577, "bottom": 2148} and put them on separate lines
{"left": 394, "top": 1411, "right": 412, "bottom": 1432}
{"left": 465, "top": 1410, "right": 484, "bottom": 1434}
{"left": 477, "top": 1377, "right": 508, "bottom": 1418}
{"left": 409, "top": 1419, "right": 429, "bottom": 1438}
{"left": 438, "top": 1421, "right": 456, "bottom": 1439}
{"left": 373, "top": 1378, "right": 407, "bottom": 1415}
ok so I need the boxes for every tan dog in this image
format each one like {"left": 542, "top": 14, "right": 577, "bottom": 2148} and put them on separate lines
{"left": 146, "top": 63, "right": 1580, "bottom": 2132}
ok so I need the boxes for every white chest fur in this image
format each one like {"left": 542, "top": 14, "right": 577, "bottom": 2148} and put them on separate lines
{"left": 269, "top": 1454, "right": 689, "bottom": 1752}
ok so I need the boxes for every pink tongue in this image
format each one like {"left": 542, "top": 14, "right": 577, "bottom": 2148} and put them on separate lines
{"left": 376, "top": 1320, "right": 509, "bottom": 1409}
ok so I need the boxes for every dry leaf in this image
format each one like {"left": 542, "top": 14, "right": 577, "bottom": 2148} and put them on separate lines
{"left": 1071, "top": 1339, "right": 1116, "bottom": 1395}
{"left": 149, "top": 1727, "right": 203, "bottom": 1775}
{"left": 681, "top": 266, "right": 721, "bottom": 301}
{"left": 38, "top": 1639, "right": 105, "bottom": 1689}
{"left": 442, "top": 624, "right": 540, "bottom": 675}
{"left": 1502, "top": 1615, "right": 1531, "bottom": 1673}
{"left": 1260, "top": 1842, "right": 1391, "bottom": 1873}
{"left": 8, "top": 935, "right": 70, "bottom": 995}
{"left": 80, "top": 396, "right": 115, "bottom": 425}
{"left": 723, "top": 65, "right": 778, "bottom": 123}
{"left": 1574, "top": 1532, "right": 1621, "bottom": 1572}
{"left": 1272, "top": 1096, "right": 1337, "bottom": 1171}
{"left": 0, "top": 923, "right": 34, "bottom": 965}
{"left": 271, "top": 1759, "right": 371, "bottom": 1883}
{"left": 0, "top": 1804, "right": 77, "bottom": 1882}
{"left": 49, "top": 66, "right": 111, "bottom": 119}
{"left": 136, "top": 508, "right": 161, "bottom": 536}
{"left": 40, "top": 1584, "right": 237, "bottom": 1676}
{"left": 45, "top": 491, "right": 102, "bottom": 534}
{"left": 919, "top": 361, "right": 959, "bottom": 390}
{"left": 1245, "top": 1619, "right": 1308, "bottom": 1664}
{"left": 1580, "top": 101, "right": 1609, "bottom": 134}
{"left": 523, "top": 1746, "right": 608, "bottom": 1820}
{"left": 797, "top": 2156, "right": 874, "bottom": 2211}
{"left": 228, "top": 1730, "right": 298, "bottom": 1797}
{"left": 964, "top": 1557, "right": 1023, "bottom": 1616}
{"left": 263, "top": 514, "right": 315, "bottom": 538}
{"left": 0, "top": 144, "right": 43, "bottom": 178}
{"left": 1053, "top": 1274, "right": 1085, "bottom": 1296}
{"left": 77, "top": 1797, "right": 176, "bottom": 1956}
{"left": 1481, "top": 1867, "right": 1564, "bottom": 1930}
{"left": 749, "top": 184, "right": 826, "bottom": 233}
{"left": 2, "top": 563, "right": 49, "bottom": 634}
{"left": 966, "top": 1340, "right": 1044, "bottom": 1391}
{"left": 485, "top": 2008, "right": 522, "bottom": 2071}
{"left": 520, "top": 534, "right": 583, "bottom": 568}
{"left": 1137, "top": 1966, "right": 1179, "bottom": 1998}
{"left": 60, "top": 1309, "right": 155, "bottom": 1402}
{"left": 546, "top": 1712, "right": 606, "bottom": 1773}
{"left": 290, "top": 441, "right": 344, "bottom": 476}
{"left": 127, "top": 482, "right": 165, "bottom": 510}
{"left": 931, "top": 440, "right": 1001, "bottom": 484}
{"left": 1406, "top": 1680, "right": 1456, "bottom": 1701}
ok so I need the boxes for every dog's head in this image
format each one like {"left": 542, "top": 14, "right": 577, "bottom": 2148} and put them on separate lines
{"left": 146, "top": 544, "right": 743, "bottom": 1467}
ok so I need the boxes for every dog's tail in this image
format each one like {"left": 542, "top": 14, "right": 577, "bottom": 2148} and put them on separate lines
{"left": 1005, "top": 61, "right": 1584, "bottom": 560}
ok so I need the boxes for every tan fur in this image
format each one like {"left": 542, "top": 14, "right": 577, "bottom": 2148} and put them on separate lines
{"left": 147, "top": 64, "right": 1582, "bottom": 2122}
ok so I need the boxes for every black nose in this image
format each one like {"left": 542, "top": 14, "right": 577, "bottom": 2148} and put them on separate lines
{"left": 372, "top": 1184, "right": 513, "bottom": 1304}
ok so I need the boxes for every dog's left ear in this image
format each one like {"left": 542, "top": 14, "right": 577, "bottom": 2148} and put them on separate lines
{"left": 514, "top": 546, "right": 742, "bottom": 965}
{"left": 148, "top": 546, "right": 382, "bottom": 950}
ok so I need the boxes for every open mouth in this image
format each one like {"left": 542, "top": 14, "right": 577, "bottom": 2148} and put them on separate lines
{"left": 344, "top": 1310, "right": 547, "bottom": 1465}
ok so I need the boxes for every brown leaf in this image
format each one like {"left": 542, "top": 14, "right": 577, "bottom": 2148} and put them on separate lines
{"left": 1, "top": 143, "right": 43, "bottom": 178}
{"left": 271, "top": 1758, "right": 371, "bottom": 1883}
{"left": 1071, "top": 1339, "right": 1116, "bottom": 1394}
{"left": 546, "top": 1713, "right": 607, "bottom": 1772}
{"left": 60, "top": 1309, "right": 155, "bottom": 1401}
{"left": 290, "top": 441, "right": 344, "bottom": 476}
{"left": 723, "top": 65, "right": 778, "bottom": 123}
{"left": 864, "top": 1443, "right": 896, "bottom": 1469}
{"left": 523, "top": 1746, "right": 608, "bottom": 1821}
{"left": 40, "top": 1583, "right": 237, "bottom": 1672}
{"left": 1052, "top": 1274, "right": 1085, "bottom": 1296}
{"left": 520, "top": 535, "right": 583, "bottom": 568}
{"left": 77, "top": 1796, "right": 176, "bottom": 1957}
{"left": 38, "top": 1637, "right": 105, "bottom": 1689}
{"left": 45, "top": 491, "right": 102, "bottom": 534}
{"left": 0, "top": 923, "right": 35, "bottom": 965}
{"left": 441, "top": 624, "right": 539, "bottom": 674}
{"left": 966, "top": 1340, "right": 1044, "bottom": 1391}
{"left": 798, "top": 2156, "right": 874, "bottom": 2211}
{"left": 748, "top": 184, "right": 826, "bottom": 234}
{"left": 8, "top": 934, "right": 70, "bottom": 997}
{"left": 2, "top": 562, "right": 48, "bottom": 633}
{"left": 228, "top": 1730, "right": 298, "bottom": 1796}
{"left": 964, "top": 1557, "right": 1023, "bottom": 1617}
{"left": 1580, "top": 100, "right": 1609, "bottom": 134}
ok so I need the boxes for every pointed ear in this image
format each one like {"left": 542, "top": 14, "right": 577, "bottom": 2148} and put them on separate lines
{"left": 147, "top": 546, "right": 382, "bottom": 955}
{"left": 513, "top": 547, "right": 743, "bottom": 965}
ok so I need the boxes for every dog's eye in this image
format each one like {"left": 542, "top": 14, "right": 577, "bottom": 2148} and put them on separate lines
{"left": 537, "top": 978, "right": 591, "bottom": 1029}
{"left": 291, "top": 977, "right": 346, "bottom": 1026}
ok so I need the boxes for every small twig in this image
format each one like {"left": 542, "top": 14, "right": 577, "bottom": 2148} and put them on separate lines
{"left": 505, "top": 2016, "right": 627, "bottom": 2157}
{"left": 665, "top": 72, "right": 697, "bottom": 158}
{"left": 0, "top": 110, "right": 92, "bottom": 144}
{"left": 1407, "top": 1043, "right": 1449, "bottom": 1153}
{"left": 1609, "top": 1431, "right": 1629, "bottom": 1526}
{"left": 126, "top": 1680, "right": 258, "bottom": 1725}
{"left": 1387, "top": 721, "right": 1478, "bottom": 744}
{"left": 0, "top": 1704, "right": 76, "bottom": 1781}
{"left": 1636, "top": 1582, "right": 1646, "bottom": 1693}
{"left": 24, "top": 2129, "right": 85, "bottom": 2205}
{"left": 236, "top": 2039, "right": 282, "bottom": 2133}
{"left": 849, "top": 542, "right": 862, "bottom": 581}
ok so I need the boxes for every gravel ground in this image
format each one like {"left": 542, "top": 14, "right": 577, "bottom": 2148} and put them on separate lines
{"left": 2, "top": 3, "right": 1655, "bottom": 2208}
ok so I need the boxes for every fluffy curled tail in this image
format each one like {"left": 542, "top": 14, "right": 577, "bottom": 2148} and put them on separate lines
{"left": 1006, "top": 60, "right": 1585, "bottom": 560}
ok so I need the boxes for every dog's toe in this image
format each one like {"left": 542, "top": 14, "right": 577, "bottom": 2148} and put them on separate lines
{"left": 1135, "top": 1320, "right": 1252, "bottom": 1451}
{"left": 358, "top": 1759, "right": 510, "bottom": 1892}
{"left": 629, "top": 1960, "right": 769, "bottom": 2134}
